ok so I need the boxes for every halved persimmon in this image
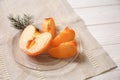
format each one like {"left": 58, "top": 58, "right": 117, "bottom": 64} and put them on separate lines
{"left": 19, "top": 25, "right": 52, "bottom": 56}
{"left": 51, "top": 27, "right": 75, "bottom": 46}
{"left": 48, "top": 40, "right": 77, "bottom": 59}
{"left": 41, "top": 18, "right": 56, "bottom": 38}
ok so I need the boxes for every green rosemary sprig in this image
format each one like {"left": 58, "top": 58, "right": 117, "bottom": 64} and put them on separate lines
{"left": 8, "top": 14, "right": 33, "bottom": 30}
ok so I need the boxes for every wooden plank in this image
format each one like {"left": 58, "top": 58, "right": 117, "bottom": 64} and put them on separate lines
{"left": 74, "top": 5, "right": 120, "bottom": 25}
{"left": 68, "top": 0, "right": 120, "bottom": 8}
{"left": 87, "top": 23, "right": 120, "bottom": 46}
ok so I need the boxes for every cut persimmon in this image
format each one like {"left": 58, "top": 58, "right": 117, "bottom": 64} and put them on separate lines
{"left": 48, "top": 40, "right": 77, "bottom": 59}
{"left": 51, "top": 27, "right": 75, "bottom": 46}
{"left": 41, "top": 18, "right": 56, "bottom": 38}
{"left": 19, "top": 18, "right": 78, "bottom": 58}
{"left": 19, "top": 25, "right": 52, "bottom": 56}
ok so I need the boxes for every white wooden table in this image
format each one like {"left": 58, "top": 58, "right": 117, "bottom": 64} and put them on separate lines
{"left": 68, "top": 0, "right": 120, "bottom": 80}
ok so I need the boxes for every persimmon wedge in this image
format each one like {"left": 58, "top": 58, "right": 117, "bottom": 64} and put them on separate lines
{"left": 41, "top": 18, "right": 56, "bottom": 38}
{"left": 48, "top": 40, "right": 77, "bottom": 59}
{"left": 19, "top": 25, "right": 52, "bottom": 56}
{"left": 51, "top": 27, "right": 75, "bottom": 47}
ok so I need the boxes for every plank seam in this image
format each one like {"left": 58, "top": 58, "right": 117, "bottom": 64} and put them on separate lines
{"left": 73, "top": 4, "right": 120, "bottom": 9}
{"left": 86, "top": 21, "right": 120, "bottom": 27}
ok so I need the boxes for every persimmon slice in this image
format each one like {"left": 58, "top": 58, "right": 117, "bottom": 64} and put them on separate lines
{"left": 48, "top": 40, "right": 77, "bottom": 59}
{"left": 41, "top": 18, "right": 56, "bottom": 38}
{"left": 51, "top": 27, "right": 75, "bottom": 46}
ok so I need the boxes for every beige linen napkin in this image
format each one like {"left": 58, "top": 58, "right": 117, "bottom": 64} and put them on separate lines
{"left": 0, "top": 0, "right": 117, "bottom": 80}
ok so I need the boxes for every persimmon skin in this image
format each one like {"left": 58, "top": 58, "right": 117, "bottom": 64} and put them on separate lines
{"left": 41, "top": 18, "right": 56, "bottom": 38}
{"left": 48, "top": 40, "right": 77, "bottom": 59}
{"left": 51, "top": 27, "right": 75, "bottom": 47}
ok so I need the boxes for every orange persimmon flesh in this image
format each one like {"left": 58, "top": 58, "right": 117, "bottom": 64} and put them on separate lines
{"left": 19, "top": 25, "right": 52, "bottom": 56}
{"left": 51, "top": 27, "right": 75, "bottom": 47}
{"left": 48, "top": 40, "right": 77, "bottom": 59}
{"left": 41, "top": 18, "right": 56, "bottom": 38}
